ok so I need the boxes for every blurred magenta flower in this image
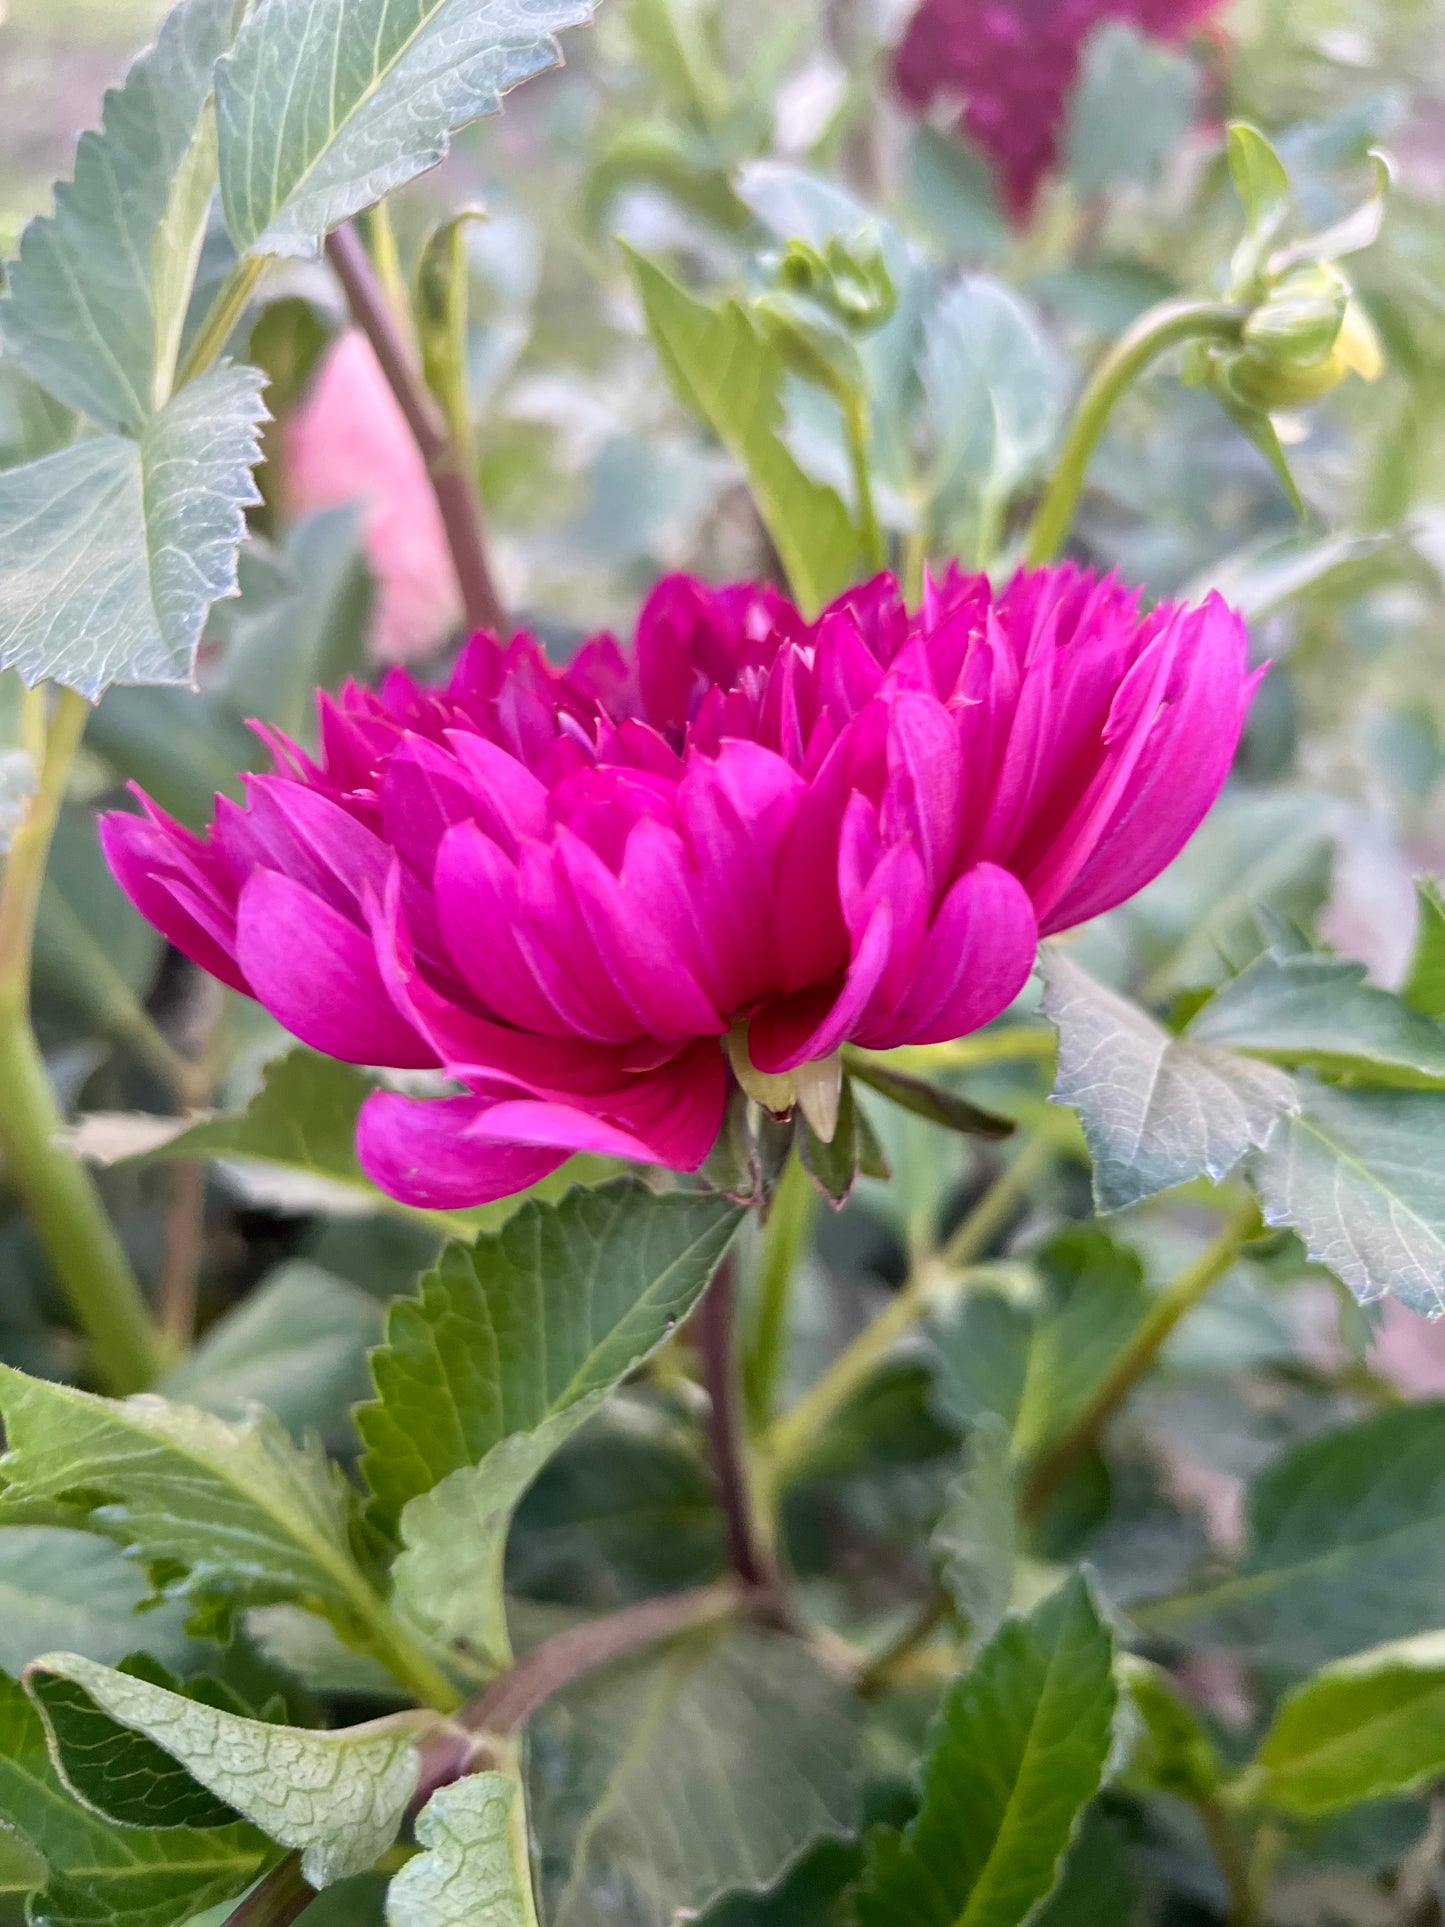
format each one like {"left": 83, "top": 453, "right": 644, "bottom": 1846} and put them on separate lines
{"left": 285, "top": 331, "right": 462, "bottom": 664}
{"left": 102, "top": 567, "right": 1254, "bottom": 1207}
{"left": 893, "top": 0, "right": 1224, "bottom": 222}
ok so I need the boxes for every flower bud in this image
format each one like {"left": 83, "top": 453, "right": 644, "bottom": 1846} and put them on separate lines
{"left": 1223, "top": 269, "right": 1382, "bottom": 411}
{"left": 751, "top": 290, "right": 865, "bottom": 410}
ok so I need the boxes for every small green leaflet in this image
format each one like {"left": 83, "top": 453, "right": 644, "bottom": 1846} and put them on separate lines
{"left": 27, "top": 1654, "right": 434, "bottom": 1886}
{"left": 0, "top": 1669, "right": 266, "bottom": 1927}
{"left": 216, "top": 0, "right": 598, "bottom": 258}
{"left": 386, "top": 1774, "right": 536, "bottom": 1927}
{"left": 1237, "top": 1635, "right": 1445, "bottom": 1817}
{"left": 0, "top": 366, "right": 266, "bottom": 697}
{"left": 932, "top": 1414, "right": 1015, "bottom": 1651}
{"left": 1138, "top": 1403, "right": 1445, "bottom": 1670}
{"left": 853, "top": 1573, "right": 1117, "bottom": 1927}
{"left": 358, "top": 1178, "right": 741, "bottom": 1529}
{"left": 1255, "top": 1080, "right": 1445, "bottom": 1314}
{"left": 1039, "top": 943, "right": 1295, "bottom": 1211}
{"left": 530, "top": 1625, "right": 859, "bottom": 1927}
{"left": 0, "top": 1526, "right": 197, "bottom": 1678}
{"left": 1402, "top": 878, "right": 1445, "bottom": 1020}
{"left": 626, "top": 248, "right": 865, "bottom": 616}
{"left": 1118, "top": 1657, "right": 1222, "bottom": 1801}
{"left": 0, "top": 1364, "right": 379, "bottom": 1639}
{"left": 0, "top": 0, "right": 231, "bottom": 431}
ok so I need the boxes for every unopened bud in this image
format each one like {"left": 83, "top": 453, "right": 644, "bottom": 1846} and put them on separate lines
{"left": 751, "top": 290, "right": 864, "bottom": 409}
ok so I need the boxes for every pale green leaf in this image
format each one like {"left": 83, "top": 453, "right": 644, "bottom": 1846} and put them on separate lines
{"left": 0, "top": 1528, "right": 196, "bottom": 1677}
{"left": 0, "top": 1365, "right": 381, "bottom": 1639}
{"left": 386, "top": 1774, "right": 535, "bottom": 1927}
{"left": 531, "top": 1625, "right": 859, "bottom": 1927}
{"left": 393, "top": 1396, "right": 606, "bottom": 1669}
{"left": 625, "top": 248, "right": 864, "bottom": 615}
{"left": 1241, "top": 1642, "right": 1445, "bottom": 1817}
{"left": 28, "top": 1655, "right": 430, "bottom": 1887}
{"left": 1040, "top": 943, "right": 1296, "bottom": 1210}
{"left": 1064, "top": 21, "right": 1196, "bottom": 196}
{"left": 0, "top": 365, "right": 266, "bottom": 696}
{"left": 216, "top": 0, "right": 598, "bottom": 258}
{"left": 853, "top": 1573, "right": 1117, "bottom": 1927}
{"left": 1402, "top": 878, "right": 1445, "bottom": 1021}
{"left": 1119, "top": 1657, "right": 1222, "bottom": 1799}
{"left": 0, "top": 0, "right": 231, "bottom": 430}
{"left": 1139, "top": 1404, "right": 1445, "bottom": 1670}
{"left": 1255, "top": 1081, "right": 1445, "bottom": 1314}
{"left": 357, "top": 1179, "right": 741, "bottom": 1528}
{"left": 1190, "top": 949, "right": 1445, "bottom": 1088}
{"left": 933, "top": 1415, "right": 1014, "bottom": 1650}
{"left": 0, "top": 1669, "right": 266, "bottom": 1927}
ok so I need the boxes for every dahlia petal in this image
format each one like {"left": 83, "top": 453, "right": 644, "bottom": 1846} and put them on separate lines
{"left": 356, "top": 1090, "right": 568, "bottom": 1208}
{"left": 749, "top": 904, "right": 894, "bottom": 1073}
{"left": 99, "top": 809, "right": 250, "bottom": 995}
{"left": 877, "top": 863, "right": 1038, "bottom": 1046}
{"left": 235, "top": 870, "right": 435, "bottom": 1067}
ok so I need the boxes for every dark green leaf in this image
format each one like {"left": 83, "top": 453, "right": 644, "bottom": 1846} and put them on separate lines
{"left": 853, "top": 1573, "right": 1117, "bottom": 1927}
{"left": 798, "top": 1076, "right": 889, "bottom": 1206}
{"left": 933, "top": 1414, "right": 1014, "bottom": 1649}
{"left": 844, "top": 1052, "right": 1016, "bottom": 1139}
{"left": 1064, "top": 21, "right": 1197, "bottom": 196}
{"left": 0, "top": 1529, "right": 196, "bottom": 1677}
{"left": 1402, "top": 879, "right": 1445, "bottom": 1020}
{"left": 1120, "top": 1657, "right": 1223, "bottom": 1799}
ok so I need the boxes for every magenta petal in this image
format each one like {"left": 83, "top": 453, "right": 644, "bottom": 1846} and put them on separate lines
{"left": 236, "top": 870, "right": 436, "bottom": 1067}
{"left": 877, "top": 863, "right": 1038, "bottom": 1046}
{"left": 357, "top": 1090, "right": 568, "bottom": 1207}
{"left": 100, "top": 809, "right": 250, "bottom": 995}
{"left": 749, "top": 904, "right": 894, "bottom": 1073}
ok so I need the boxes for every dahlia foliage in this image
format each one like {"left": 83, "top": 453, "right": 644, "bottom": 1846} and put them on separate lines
{"left": 894, "top": 0, "right": 1225, "bottom": 218}
{"left": 104, "top": 566, "right": 1253, "bottom": 1207}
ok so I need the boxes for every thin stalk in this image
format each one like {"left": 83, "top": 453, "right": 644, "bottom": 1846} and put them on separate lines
{"left": 0, "top": 693, "right": 165, "bottom": 1394}
{"left": 762, "top": 1130, "right": 1056, "bottom": 1486}
{"left": 901, "top": 523, "right": 927, "bottom": 606}
{"left": 367, "top": 203, "right": 414, "bottom": 352}
{"left": 175, "top": 254, "right": 269, "bottom": 391}
{"left": 356, "top": 1598, "right": 464, "bottom": 1714}
{"left": 698, "top": 1258, "right": 782, "bottom": 1601}
{"left": 880, "top": 1027, "right": 1056, "bottom": 1076}
{"left": 1023, "top": 299, "right": 1248, "bottom": 564}
{"left": 742, "top": 1152, "right": 816, "bottom": 1433}
{"left": 1022, "top": 1196, "right": 1262, "bottom": 1521}
{"left": 218, "top": 1854, "right": 316, "bottom": 1927}
{"left": 845, "top": 396, "right": 886, "bottom": 572}
{"left": 856, "top": 1592, "right": 949, "bottom": 1700}
{"left": 1197, "top": 1794, "right": 1260, "bottom": 1927}
{"left": 325, "top": 223, "right": 507, "bottom": 638}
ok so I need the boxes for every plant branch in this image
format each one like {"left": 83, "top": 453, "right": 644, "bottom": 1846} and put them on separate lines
{"left": 218, "top": 1854, "right": 316, "bottom": 1927}
{"left": 462, "top": 1582, "right": 744, "bottom": 1735}
{"left": 175, "top": 255, "right": 270, "bottom": 392}
{"left": 0, "top": 692, "right": 166, "bottom": 1394}
{"left": 325, "top": 222, "right": 507, "bottom": 638}
{"left": 1022, "top": 1195, "right": 1262, "bottom": 1522}
{"left": 1024, "top": 299, "right": 1248, "bottom": 564}
{"left": 698, "top": 1257, "right": 784, "bottom": 1603}
{"left": 1197, "top": 1794, "right": 1261, "bottom": 1927}
{"left": 761, "top": 1129, "right": 1057, "bottom": 1487}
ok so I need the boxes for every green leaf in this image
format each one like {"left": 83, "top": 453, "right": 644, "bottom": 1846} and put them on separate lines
{"left": 1189, "top": 949, "right": 1445, "bottom": 1087}
{"left": 853, "top": 1573, "right": 1118, "bottom": 1927}
{"left": 1402, "top": 879, "right": 1445, "bottom": 1020}
{"left": 160, "top": 1264, "right": 381, "bottom": 1446}
{"left": 69, "top": 1047, "right": 588, "bottom": 1237}
{"left": 1255, "top": 1081, "right": 1445, "bottom": 1313}
{"left": 385, "top": 1773, "right": 534, "bottom": 1927}
{"left": 1064, "top": 21, "right": 1197, "bottom": 197}
{"left": 844, "top": 1052, "right": 1016, "bottom": 1140}
{"left": 1139, "top": 1404, "right": 1445, "bottom": 1670}
{"left": 216, "top": 0, "right": 597, "bottom": 258}
{"left": 1226, "top": 122, "right": 1292, "bottom": 287}
{"left": 358, "top": 1178, "right": 741, "bottom": 1529}
{"left": 28, "top": 1661, "right": 240, "bottom": 1832}
{"left": 27, "top": 1654, "right": 433, "bottom": 1886}
{"left": 933, "top": 1415, "right": 1015, "bottom": 1650}
{"left": 530, "top": 1625, "right": 859, "bottom": 1927}
{"left": 0, "top": 1364, "right": 384, "bottom": 1644}
{"left": 0, "top": 0, "right": 231, "bottom": 430}
{"left": 1239, "top": 1637, "right": 1445, "bottom": 1817}
{"left": 0, "top": 1669, "right": 266, "bottom": 1927}
{"left": 0, "top": 1528, "right": 196, "bottom": 1678}
{"left": 921, "top": 275, "right": 1064, "bottom": 537}
{"left": 0, "top": 365, "right": 266, "bottom": 696}
{"left": 1039, "top": 943, "right": 1296, "bottom": 1211}
{"left": 625, "top": 248, "right": 864, "bottom": 615}
{"left": 0, "top": 363, "right": 78, "bottom": 470}
{"left": 1119, "top": 1657, "right": 1222, "bottom": 1799}
{"left": 392, "top": 1399, "right": 606, "bottom": 1670}
{"left": 797, "top": 1075, "right": 889, "bottom": 1208}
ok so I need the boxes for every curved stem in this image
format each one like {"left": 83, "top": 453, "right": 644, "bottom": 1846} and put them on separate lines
{"left": 325, "top": 223, "right": 507, "bottom": 638}
{"left": 1022, "top": 1195, "right": 1262, "bottom": 1521}
{"left": 175, "top": 254, "right": 269, "bottom": 392}
{"left": 761, "top": 1130, "right": 1056, "bottom": 1488}
{"left": 698, "top": 1258, "right": 783, "bottom": 1604}
{"left": 0, "top": 693, "right": 166, "bottom": 1394}
{"left": 1024, "top": 299, "right": 1248, "bottom": 564}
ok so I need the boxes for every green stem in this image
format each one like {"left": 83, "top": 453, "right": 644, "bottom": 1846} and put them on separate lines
{"left": 496, "top": 1737, "right": 543, "bottom": 1927}
{"left": 845, "top": 396, "right": 886, "bottom": 572}
{"left": 1022, "top": 1195, "right": 1261, "bottom": 1521}
{"left": 761, "top": 1130, "right": 1056, "bottom": 1488}
{"left": 742, "top": 1152, "right": 817, "bottom": 1433}
{"left": 355, "top": 1597, "right": 463, "bottom": 1714}
{"left": 175, "top": 254, "right": 269, "bottom": 392}
{"left": 1197, "top": 1795, "right": 1260, "bottom": 1927}
{"left": 901, "top": 523, "right": 927, "bottom": 606}
{"left": 1023, "top": 299, "right": 1248, "bottom": 564}
{"left": 0, "top": 693, "right": 166, "bottom": 1395}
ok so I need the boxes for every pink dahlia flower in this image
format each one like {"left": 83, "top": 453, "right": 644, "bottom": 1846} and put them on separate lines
{"left": 285, "top": 331, "right": 462, "bottom": 665}
{"left": 102, "top": 567, "right": 1255, "bottom": 1208}
{"left": 894, "top": 0, "right": 1225, "bottom": 222}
